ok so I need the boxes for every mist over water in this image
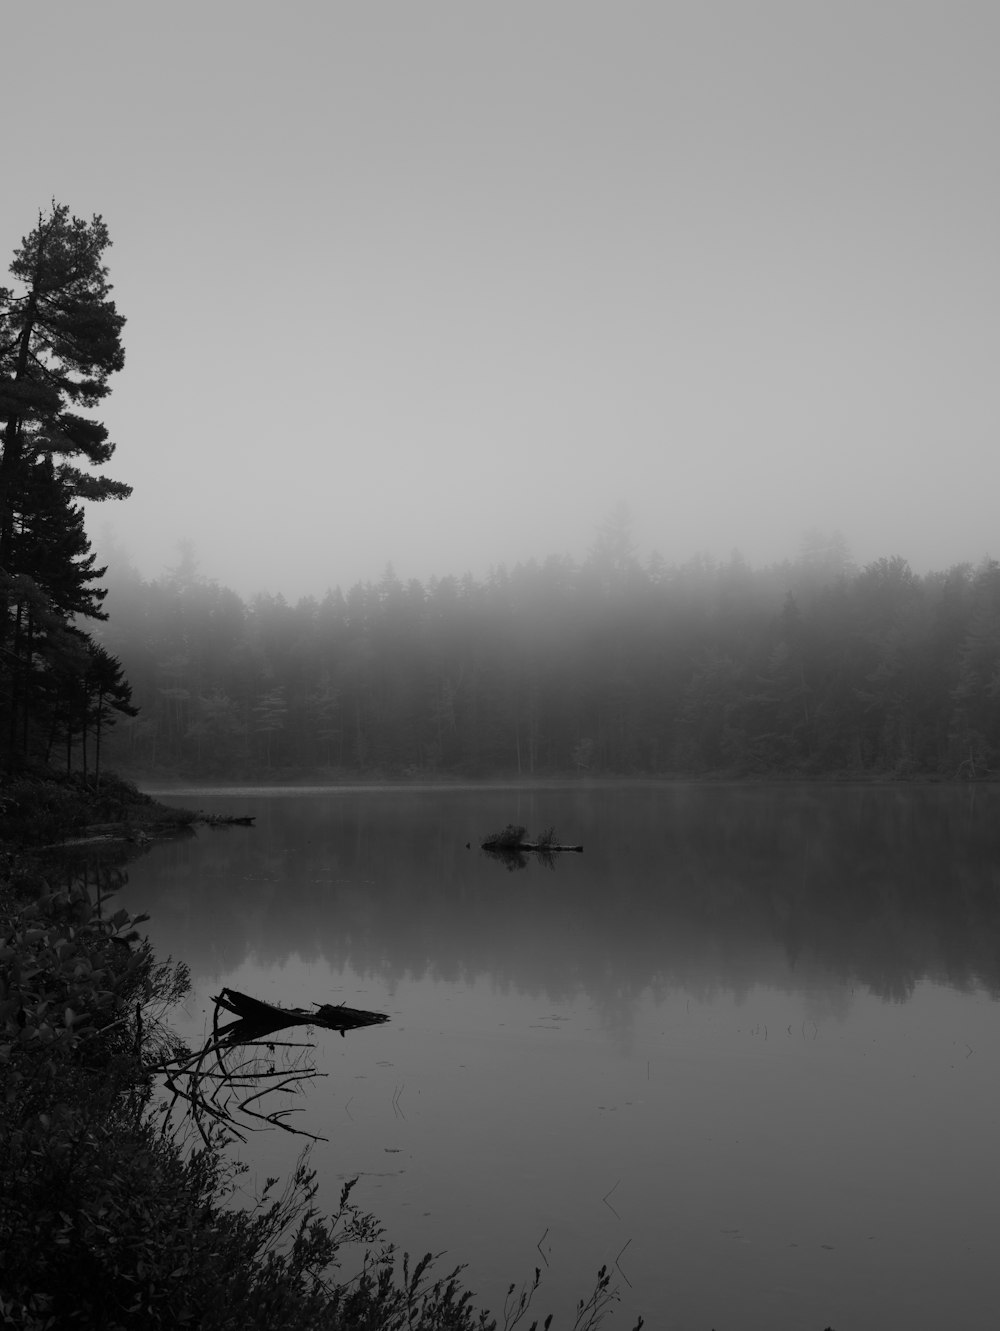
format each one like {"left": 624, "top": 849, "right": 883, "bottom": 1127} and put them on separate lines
{"left": 124, "top": 783, "right": 1000, "bottom": 1330}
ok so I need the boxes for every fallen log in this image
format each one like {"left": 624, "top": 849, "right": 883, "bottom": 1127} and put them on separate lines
{"left": 481, "top": 841, "right": 583, "bottom": 852}
{"left": 153, "top": 988, "right": 390, "bottom": 1146}
{"left": 212, "top": 987, "right": 389, "bottom": 1042}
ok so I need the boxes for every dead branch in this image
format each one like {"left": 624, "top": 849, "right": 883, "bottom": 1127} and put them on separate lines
{"left": 152, "top": 988, "right": 389, "bottom": 1144}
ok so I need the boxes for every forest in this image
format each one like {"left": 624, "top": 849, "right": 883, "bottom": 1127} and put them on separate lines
{"left": 93, "top": 528, "right": 1000, "bottom": 782}
{"left": 0, "top": 204, "right": 997, "bottom": 786}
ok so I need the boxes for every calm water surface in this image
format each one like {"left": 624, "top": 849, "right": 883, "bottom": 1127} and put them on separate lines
{"left": 121, "top": 783, "right": 1000, "bottom": 1330}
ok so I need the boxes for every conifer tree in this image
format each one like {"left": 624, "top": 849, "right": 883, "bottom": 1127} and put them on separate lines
{"left": 83, "top": 641, "right": 137, "bottom": 782}
{"left": 0, "top": 203, "right": 130, "bottom": 767}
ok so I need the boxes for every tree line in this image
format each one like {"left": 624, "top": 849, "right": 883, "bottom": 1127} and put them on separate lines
{"left": 95, "top": 527, "right": 1000, "bottom": 780}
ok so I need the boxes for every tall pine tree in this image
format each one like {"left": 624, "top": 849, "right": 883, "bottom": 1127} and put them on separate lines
{"left": 0, "top": 203, "right": 129, "bottom": 768}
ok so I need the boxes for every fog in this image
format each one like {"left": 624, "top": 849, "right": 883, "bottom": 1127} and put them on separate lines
{"left": 5, "top": 2, "right": 999, "bottom": 600}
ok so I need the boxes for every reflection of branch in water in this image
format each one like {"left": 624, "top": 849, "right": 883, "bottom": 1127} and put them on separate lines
{"left": 483, "top": 846, "right": 531, "bottom": 873}
{"left": 482, "top": 846, "right": 559, "bottom": 873}
{"left": 152, "top": 988, "right": 389, "bottom": 1145}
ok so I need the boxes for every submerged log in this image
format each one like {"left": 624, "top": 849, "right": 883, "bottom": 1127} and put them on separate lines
{"left": 481, "top": 841, "right": 583, "bottom": 852}
{"left": 154, "top": 988, "right": 390, "bottom": 1146}
{"left": 212, "top": 987, "right": 389, "bottom": 1042}
{"left": 480, "top": 823, "right": 582, "bottom": 854}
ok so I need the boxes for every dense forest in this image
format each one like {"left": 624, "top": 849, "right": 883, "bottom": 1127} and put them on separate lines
{"left": 94, "top": 525, "right": 1000, "bottom": 781}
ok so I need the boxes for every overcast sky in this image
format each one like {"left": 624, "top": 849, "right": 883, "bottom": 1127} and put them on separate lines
{"left": 5, "top": 1, "right": 999, "bottom": 598}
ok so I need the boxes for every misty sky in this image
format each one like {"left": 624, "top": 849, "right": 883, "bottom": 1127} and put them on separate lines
{"left": 5, "top": 2, "right": 999, "bottom": 599}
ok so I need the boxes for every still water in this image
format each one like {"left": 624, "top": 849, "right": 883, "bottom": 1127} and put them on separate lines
{"left": 122, "top": 783, "right": 1000, "bottom": 1330}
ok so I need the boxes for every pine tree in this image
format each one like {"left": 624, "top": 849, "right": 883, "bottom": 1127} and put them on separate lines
{"left": 84, "top": 642, "right": 138, "bottom": 783}
{"left": 10, "top": 455, "right": 109, "bottom": 619}
{"left": 0, "top": 203, "right": 130, "bottom": 767}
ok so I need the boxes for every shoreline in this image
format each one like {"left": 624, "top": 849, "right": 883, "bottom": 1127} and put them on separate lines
{"left": 0, "top": 769, "right": 642, "bottom": 1330}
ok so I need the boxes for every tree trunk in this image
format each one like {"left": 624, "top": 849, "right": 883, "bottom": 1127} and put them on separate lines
{"left": 6, "top": 594, "right": 24, "bottom": 765}
{"left": 95, "top": 688, "right": 104, "bottom": 787}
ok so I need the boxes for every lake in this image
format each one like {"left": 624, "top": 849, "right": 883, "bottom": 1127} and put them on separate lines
{"left": 119, "top": 782, "right": 1000, "bottom": 1330}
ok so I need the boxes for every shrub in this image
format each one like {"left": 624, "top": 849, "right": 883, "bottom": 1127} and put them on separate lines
{"left": 482, "top": 824, "right": 526, "bottom": 849}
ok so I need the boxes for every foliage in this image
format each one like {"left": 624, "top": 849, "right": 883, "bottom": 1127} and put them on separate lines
{"left": 482, "top": 824, "right": 528, "bottom": 849}
{"left": 481, "top": 826, "right": 561, "bottom": 851}
{"left": 0, "top": 773, "right": 91, "bottom": 843}
{"left": 0, "top": 769, "right": 172, "bottom": 846}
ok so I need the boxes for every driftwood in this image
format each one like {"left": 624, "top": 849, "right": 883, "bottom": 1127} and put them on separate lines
{"left": 153, "top": 988, "right": 389, "bottom": 1144}
{"left": 481, "top": 840, "right": 582, "bottom": 852}
{"left": 200, "top": 813, "right": 256, "bottom": 827}
{"left": 213, "top": 987, "right": 390, "bottom": 1041}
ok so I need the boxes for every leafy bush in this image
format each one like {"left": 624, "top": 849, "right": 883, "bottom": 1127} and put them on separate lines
{"left": 0, "top": 776, "right": 90, "bottom": 845}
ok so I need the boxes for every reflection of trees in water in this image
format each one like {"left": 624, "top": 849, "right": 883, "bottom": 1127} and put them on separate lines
{"left": 37, "top": 843, "right": 139, "bottom": 908}
{"left": 482, "top": 846, "right": 558, "bottom": 872}
{"left": 123, "top": 788, "right": 1000, "bottom": 1029}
